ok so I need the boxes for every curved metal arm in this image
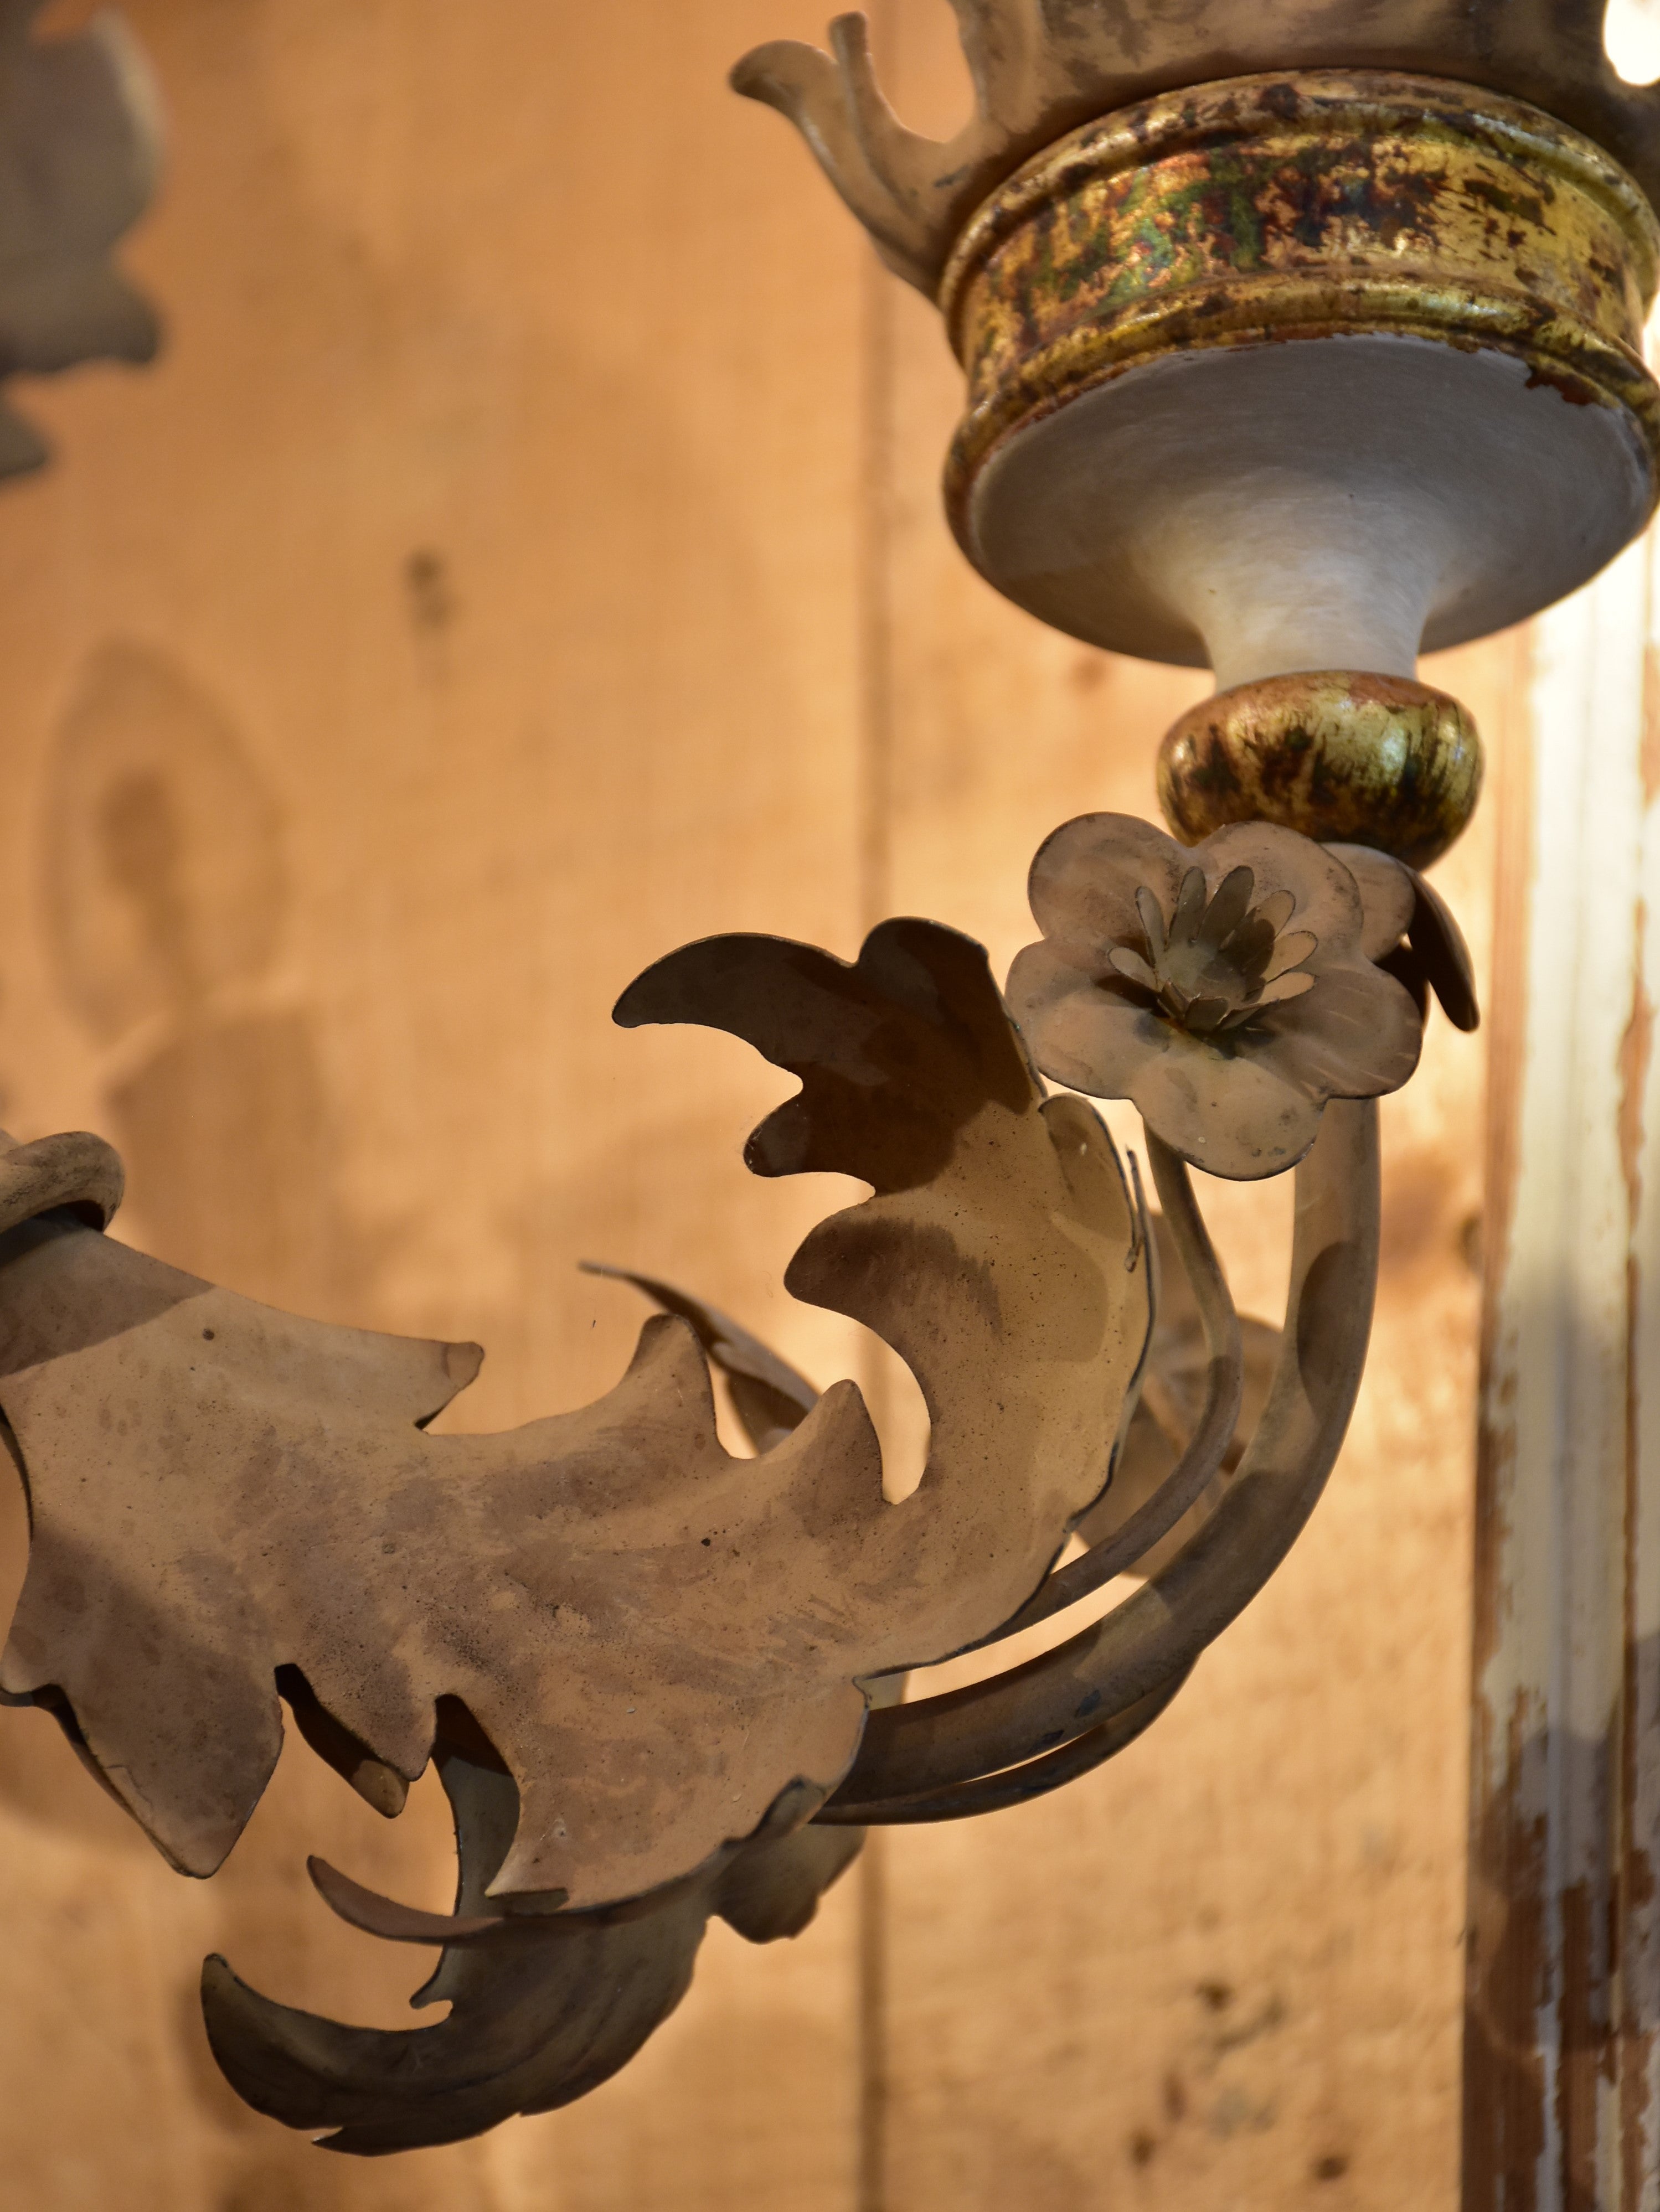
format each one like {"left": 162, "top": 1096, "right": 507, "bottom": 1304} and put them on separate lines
{"left": 999, "top": 1134, "right": 1243, "bottom": 1632}
{"left": 821, "top": 1097, "right": 1380, "bottom": 1811}
{"left": 817, "top": 1662, "right": 1193, "bottom": 1826}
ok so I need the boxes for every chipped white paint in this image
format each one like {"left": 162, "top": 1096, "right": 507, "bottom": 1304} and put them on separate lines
{"left": 1469, "top": 525, "right": 1660, "bottom": 2207}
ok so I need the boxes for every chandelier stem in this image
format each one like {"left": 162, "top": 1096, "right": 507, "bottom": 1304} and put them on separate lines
{"left": 997, "top": 1131, "right": 1242, "bottom": 1632}
{"left": 822, "top": 1097, "right": 1380, "bottom": 1810}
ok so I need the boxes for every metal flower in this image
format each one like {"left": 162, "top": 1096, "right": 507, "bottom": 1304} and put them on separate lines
{"left": 1007, "top": 814, "right": 1424, "bottom": 1179}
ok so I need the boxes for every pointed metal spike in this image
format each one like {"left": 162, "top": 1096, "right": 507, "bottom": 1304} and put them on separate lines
{"left": 307, "top": 1857, "right": 512, "bottom": 1949}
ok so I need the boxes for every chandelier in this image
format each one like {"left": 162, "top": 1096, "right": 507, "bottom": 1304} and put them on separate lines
{"left": 2, "top": 0, "right": 1655, "bottom": 2164}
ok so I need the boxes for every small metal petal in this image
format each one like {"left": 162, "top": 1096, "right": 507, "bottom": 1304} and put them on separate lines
{"left": 1264, "top": 931, "right": 1319, "bottom": 981}
{"left": 1326, "top": 844, "right": 1417, "bottom": 961}
{"left": 1027, "top": 812, "right": 1188, "bottom": 958}
{"left": 1255, "top": 888, "right": 1296, "bottom": 934}
{"left": 1220, "top": 913, "right": 1276, "bottom": 975}
{"left": 307, "top": 1857, "right": 514, "bottom": 1949}
{"left": 1135, "top": 882, "right": 1167, "bottom": 960}
{"left": 1212, "top": 973, "right": 1315, "bottom": 1033}
{"left": 1109, "top": 945, "right": 1159, "bottom": 992}
{"left": 1197, "top": 866, "right": 1255, "bottom": 947}
{"left": 1255, "top": 971, "right": 1317, "bottom": 1008}
{"left": 1171, "top": 867, "right": 1208, "bottom": 943}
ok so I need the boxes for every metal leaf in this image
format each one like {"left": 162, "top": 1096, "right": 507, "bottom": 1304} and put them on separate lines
{"left": 0, "top": 918, "right": 1147, "bottom": 1915}
{"left": 202, "top": 1724, "right": 864, "bottom": 2154}
{"left": 578, "top": 1260, "right": 818, "bottom": 1451}
{"left": 827, "top": 1096, "right": 1379, "bottom": 1810}
{"left": 1327, "top": 841, "right": 1481, "bottom": 1032}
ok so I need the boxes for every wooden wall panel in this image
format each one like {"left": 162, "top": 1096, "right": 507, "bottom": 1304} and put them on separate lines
{"left": 0, "top": 2, "right": 1510, "bottom": 2205}
{"left": 0, "top": 4, "right": 870, "bottom": 2206}
{"left": 1464, "top": 534, "right": 1660, "bottom": 2210}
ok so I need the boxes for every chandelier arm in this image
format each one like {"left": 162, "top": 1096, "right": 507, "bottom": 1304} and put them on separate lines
{"left": 814, "top": 1661, "right": 1194, "bottom": 1827}
{"left": 1000, "top": 1132, "right": 1243, "bottom": 1631}
{"left": 0, "top": 1129, "right": 123, "bottom": 1236}
{"left": 825, "top": 1098, "right": 1379, "bottom": 1807}
{"left": 576, "top": 1261, "right": 819, "bottom": 1450}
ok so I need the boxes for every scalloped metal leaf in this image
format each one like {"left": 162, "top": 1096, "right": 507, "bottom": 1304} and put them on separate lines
{"left": 203, "top": 1735, "right": 865, "bottom": 2154}
{"left": 0, "top": 918, "right": 1147, "bottom": 1913}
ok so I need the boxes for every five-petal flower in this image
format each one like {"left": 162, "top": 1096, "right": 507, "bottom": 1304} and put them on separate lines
{"left": 1007, "top": 815, "right": 1427, "bottom": 1179}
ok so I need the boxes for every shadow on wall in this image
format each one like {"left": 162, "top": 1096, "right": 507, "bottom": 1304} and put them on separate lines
{"left": 42, "top": 636, "right": 387, "bottom": 1314}
{"left": 0, "top": 638, "right": 394, "bottom": 1849}
{"left": 14, "top": 641, "right": 435, "bottom": 2205}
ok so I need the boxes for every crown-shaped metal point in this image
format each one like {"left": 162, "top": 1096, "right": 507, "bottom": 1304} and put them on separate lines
{"left": 734, "top": 1, "right": 1660, "bottom": 294}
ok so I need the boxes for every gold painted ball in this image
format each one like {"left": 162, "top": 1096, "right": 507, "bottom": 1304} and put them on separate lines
{"left": 1157, "top": 673, "right": 1483, "bottom": 869}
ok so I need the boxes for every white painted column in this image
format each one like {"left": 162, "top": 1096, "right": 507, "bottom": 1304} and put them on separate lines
{"left": 1466, "top": 528, "right": 1660, "bottom": 2209}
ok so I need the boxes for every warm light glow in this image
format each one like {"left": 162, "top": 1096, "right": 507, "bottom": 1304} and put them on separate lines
{"left": 1606, "top": 0, "right": 1660, "bottom": 85}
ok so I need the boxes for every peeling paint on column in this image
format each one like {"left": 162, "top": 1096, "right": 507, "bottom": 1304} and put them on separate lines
{"left": 1620, "top": 934, "right": 1658, "bottom": 2211}
{"left": 1467, "top": 530, "right": 1660, "bottom": 2210}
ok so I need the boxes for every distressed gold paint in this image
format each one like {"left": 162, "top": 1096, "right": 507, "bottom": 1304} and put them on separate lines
{"left": 1157, "top": 669, "right": 1483, "bottom": 864}
{"left": 939, "top": 71, "right": 1660, "bottom": 554}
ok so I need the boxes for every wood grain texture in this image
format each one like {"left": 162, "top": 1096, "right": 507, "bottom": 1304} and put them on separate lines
{"left": 0, "top": 0, "right": 1509, "bottom": 2202}
{"left": 1465, "top": 533, "right": 1660, "bottom": 2211}
{"left": 0, "top": 2, "right": 870, "bottom": 2204}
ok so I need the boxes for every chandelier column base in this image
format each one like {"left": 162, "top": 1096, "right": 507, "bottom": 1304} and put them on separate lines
{"left": 939, "top": 69, "right": 1660, "bottom": 686}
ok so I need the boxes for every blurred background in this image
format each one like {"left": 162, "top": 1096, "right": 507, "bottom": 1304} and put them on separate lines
{"left": 0, "top": 3, "right": 1511, "bottom": 2205}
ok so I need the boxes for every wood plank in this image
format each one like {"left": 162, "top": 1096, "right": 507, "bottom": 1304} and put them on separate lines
{"left": 1465, "top": 531, "right": 1660, "bottom": 2210}
{"left": 0, "top": 2, "right": 870, "bottom": 2204}
{"left": 864, "top": 8, "right": 1507, "bottom": 2206}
